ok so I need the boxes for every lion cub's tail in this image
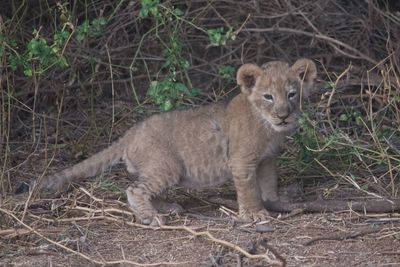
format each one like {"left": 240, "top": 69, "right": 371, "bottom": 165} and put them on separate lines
{"left": 39, "top": 134, "right": 128, "bottom": 192}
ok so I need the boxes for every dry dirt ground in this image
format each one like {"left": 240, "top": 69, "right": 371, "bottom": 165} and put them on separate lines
{"left": 1, "top": 183, "right": 400, "bottom": 267}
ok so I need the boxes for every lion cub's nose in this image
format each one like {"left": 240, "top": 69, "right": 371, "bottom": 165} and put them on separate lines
{"left": 277, "top": 113, "right": 289, "bottom": 120}
{"left": 276, "top": 109, "right": 290, "bottom": 120}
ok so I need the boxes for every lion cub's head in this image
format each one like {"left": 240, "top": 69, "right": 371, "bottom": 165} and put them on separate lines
{"left": 237, "top": 59, "right": 317, "bottom": 132}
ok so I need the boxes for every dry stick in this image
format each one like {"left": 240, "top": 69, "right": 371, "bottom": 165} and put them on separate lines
{"left": 105, "top": 44, "right": 116, "bottom": 145}
{"left": 304, "top": 227, "right": 381, "bottom": 246}
{"left": 264, "top": 198, "right": 400, "bottom": 213}
{"left": 185, "top": 212, "right": 235, "bottom": 223}
{"left": 245, "top": 27, "right": 377, "bottom": 65}
{"left": 209, "top": 196, "right": 400, "bottom": 214}
{"left": 0, "top": 208, "right": 190, "bottom": 266}
{"left": 79, "top": 187, "right": 104, "bottom": 202}
{"left": 258, "top": 238, "right": 286, "bottom": 267}
{"left": 29, "top": 214, "right": 108, "bottom": 223}
{"left": 324, "top": 58, "right": 352, "bottom": 132}
{"left": 21, "top": 180, "right": 35, "bottom": 222}
{"left": 67, "top": 205, "right": 137, "bottom": 217}
{"left": 78, "top": 186, "right": 131, "bottom": 210}
{"left": 0, "top": 227, "right": 64, "bottom": 237}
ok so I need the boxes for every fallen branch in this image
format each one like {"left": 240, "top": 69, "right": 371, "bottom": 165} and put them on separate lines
{"left": 258, "top": 238, "right": 286, "bottom": 266}
{"left": 208, "top": 197, "right": 400, "bottom": 214}
{"left": 264, "top": 198, "right": 400, "bottom": 213}
{"left": 0, "top": 227, "right": 64, "bottom": 238}
{"left": 304, "top": 227, "right": 381, "bottom": 246}
{"left": 184, "top": 212, "right": 235, "bottom": 222}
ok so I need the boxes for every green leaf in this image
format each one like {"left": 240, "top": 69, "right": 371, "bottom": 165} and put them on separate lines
{"left": 339, "top": 113, "right": 349, "bottom": 121}
{"left": 162, "top": 100, "right": 173, "bottom": 111}
{"left": 207, "top": 27, "right": 236, "bottom": 46}
{"left": 189, "top": 87, "right": 200, "bottom": 96}
{"left": 76, "top": 33, "right": 85, "bottom": 43}
{"left": 207, "top": 28, "right": 223, "bottom": 46}
{"left": 324, "top": 81, "right": 336, "bottom": 89}
{"left": 27, "top": 39, "right": 39, "bottom": 53}
{"left": 173, "top": 8, "right": 183, "bottom": 16}
{"left": 58, "top": 56, "right": 69, "bottom": 68}
{"left": 175, "top": 82, "right": 190, "bottom": 94}
{"left": 24, "top": 67, "right": 33, "bottom": 76}
{"left": 9, "top": 56, "right": 18, "bottom": 71}
{"left": 54, "top": 30, "right": 69, "bottom": 46}
{"left": 140, "top": 0, "right": 160, "bottom": 18}
{"left": 139, "top": 8, "right": 149, "bottom": 18}
{"left": 219, "top": 65, "right": 235, "bottom": 80}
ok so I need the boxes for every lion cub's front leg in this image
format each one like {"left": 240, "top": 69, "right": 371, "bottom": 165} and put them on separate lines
{"left": 230, "top": 163, "right": 270, "bottom": 221}
{"left": 257, "top": 158, "right": 279, "bottom": 202}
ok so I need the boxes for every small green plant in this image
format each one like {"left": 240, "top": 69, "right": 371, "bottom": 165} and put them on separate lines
{"left": 0, "top": 28, "right": 71, "bottom": 77}
{"left": 22, "top": 32, "right": 70, "bottom": 76}
{"left": 139, "top": 0, "right": 160, "bottom": 18}
{"left": 338, "top": 110, "right": 363, "bottom": 125}
{"left": 207, "top": 27, "right": 236, "bottom": 46}
{"left": 323, "top": 81, "right": 336, "bottom": 90}
{"left": 294, "top": 112, "right": 353, "bottom": 170}
{"left": 137, "top": 1, "right": 237, "bottom": 111}
{"left": 148, "top": 78, "right": 199, "bottom": 111}
{"left": 294, "top": 112, "right": 321, "bottom": 163}
{"left": 0, "top": 34, "right": 19, "bottom": 70}
{"left": 75, "top": 17, "right": 108, "bottom": 43}
{"left": 162, "top": 34, "right": 190, "bottom": 71}
{"left": 148, "top": 33, "right": 200, "bottom": 111}
{"left": 219, "top": 65, "right": 235, "bottom": 81}
{"left": 93, "top": 175, "right": 121, "bottom": 193}
{"left": 139, "top": 3, "right": 200, "bottom": 111}
{"left": 0, "top": 0, "right": 108, "bottom": 77}
{"left": 2, "top": 28, "right": 60, "bottom": 76}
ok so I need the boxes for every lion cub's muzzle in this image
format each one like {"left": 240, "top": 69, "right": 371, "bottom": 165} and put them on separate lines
{"left": 270, "top": 113, "right": 299, "bottom": 132}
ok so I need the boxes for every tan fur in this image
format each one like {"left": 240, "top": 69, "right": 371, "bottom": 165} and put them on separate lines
{"left": 38, "top": 59, "right": 317, "bottom": 225}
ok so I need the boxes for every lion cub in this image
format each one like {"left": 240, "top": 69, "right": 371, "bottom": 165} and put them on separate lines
{"left": 39, "top": 59, "right": 317, "bottom": 225}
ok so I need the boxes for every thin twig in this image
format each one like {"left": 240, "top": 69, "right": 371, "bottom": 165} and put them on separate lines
{"left": 304, "top": 227, "right": 381, "bottom": 246}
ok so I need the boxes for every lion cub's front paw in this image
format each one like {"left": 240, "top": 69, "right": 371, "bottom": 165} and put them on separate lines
{"left": 140, "top": 215, "right": 167, "bottom": 226}
{"left": 238, "top": 208, "right": 270, "bottom": 222}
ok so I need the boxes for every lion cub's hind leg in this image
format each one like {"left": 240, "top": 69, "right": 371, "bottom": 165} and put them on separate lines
{"left": 126, "top": 161, "right": 181, "bottom": 225}
{"left": 126, "top": 182, "right": 158, "bottom": 225}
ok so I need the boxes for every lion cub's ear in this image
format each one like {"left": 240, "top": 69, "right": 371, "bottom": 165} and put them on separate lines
{"left": 236, "top": 64, "right": 263, "bottom": 94}
{"left": 291, "top": 59, "right": 317, "bottom": 97}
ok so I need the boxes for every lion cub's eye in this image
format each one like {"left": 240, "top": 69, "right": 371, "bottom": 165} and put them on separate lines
{"left": 263, "top": 94, "right": 273, "bottom": 101}
{"left": 288, "top": 92, "right": 297, "bottom": 99}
